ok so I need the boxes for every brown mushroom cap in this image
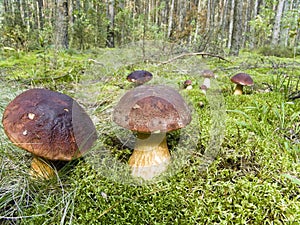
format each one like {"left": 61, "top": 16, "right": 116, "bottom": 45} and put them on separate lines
{"left": 184, "top": 80, "right": 192, "bottom": 86}
{"left": 113, "top": 85, "right": 191, "bottom": 133}
{"left": 2, "top": 88, "right": 97, "bottom": 161}
{"left": 202, "top": 69, "right": 215, "bottom": 78}
{"left": 200, "top": 84, "right": 208, "bottom": 91}
{"left": 231, "top": 73, "right": 254, "bottom": 86}
{"left": 127, "top": 70, "right": 153, "bottom": 85}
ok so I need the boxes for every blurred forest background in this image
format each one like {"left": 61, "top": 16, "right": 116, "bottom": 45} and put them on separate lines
{"left": 0, "top": 0, "right": 299, "bottom": 56}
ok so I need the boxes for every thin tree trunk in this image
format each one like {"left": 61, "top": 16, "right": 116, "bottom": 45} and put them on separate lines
{"left": 55, "top": 0, "right": 69, "bottom": 49}
{"left": 219, "top": 0, "right": 229, "bottom": 49}
{"left": 14, "top": 0, "right": 23, "bottom": 27}
{"left": 37, "top": 0, "right": 44, "bottom": 30}
{"left": 167, "top": 0, "right": 175, "bottom": 38}
{"left": 194, "top": 0, "right": 203, "bottom": 42}
{"left": 281, "top": 0, "right": 292, "bottom": 46}
{"left": 271, "top": 0, "right": 285, "bottom": 46}
{"left": 249, "top": 0, "right": 259, "bottom": 48}
{"left": 106, "top": 0, "right": 115, "bottom": 47}
{"left": 227, "top": 0, "right": 235, "bottom": 49}
{"left": 206, "top": 0, "right": 211, "bottom": 33}
{"left": 241, "top": 0, "right": 251, "bottom": 48}
{"left": 229, "top": 0, "right": 242, "bottom": 55}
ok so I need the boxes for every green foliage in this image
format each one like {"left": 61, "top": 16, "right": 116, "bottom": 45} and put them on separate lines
{"left": 0, "top": 49, "right": 90, "bottom": 90}
{"left": 0, "top": 25, "right": 28, "bottom": 50}
{"left": 248, "top": 9, "right": 274, "bottom": 47}
{"left": 258, "top": 45, "right": 296, "bottom": 58}
{"left": 71, "top": 4, "right": 108, "bottom": 50}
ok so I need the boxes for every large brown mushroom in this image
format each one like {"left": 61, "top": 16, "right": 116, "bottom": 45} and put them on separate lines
{"left": 2, "top": 88, "right": 97, "bottom": 179}
{"left": 113, "top": 85, "right": 191, "bottom": 180}
{"left": 231, "top": 73, "right": 254, "bottom": 95}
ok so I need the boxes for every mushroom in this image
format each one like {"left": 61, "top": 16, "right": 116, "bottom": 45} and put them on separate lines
{"left": 113, "top": 85, "right": 191, "bottom": 180}
{"left": 126, "top": 70, "right": 153, "bottom": 85}
{"left": 200, "top": 84, "right": 208, "bottom": 95}
{"left": 230, "top": 73, "right": 254, "bottom": 95}
{"left": 2, "top": 88, "right": 97, "bottom": 179}
{"left": 183, "top": 80, "right": 193, "bottom": 90}
{"left": 201, "top": 69, "right": 216, "bottom": 88}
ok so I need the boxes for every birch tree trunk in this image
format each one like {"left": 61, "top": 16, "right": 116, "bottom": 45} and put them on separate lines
{"left": 271, "top": 0, "right": 285, "bottom": 46}
{"left": 106, "top": 0, "right": 115, "bottom": 47}
{"left": 194, "top": 0, "right": 203, "bottom": 42}
{"left": 227, "top": 0, "right": 235, "bottom": 49}
{"left": 281, "top": 0, "right": 292, "bottom": 46}
{"left": 167, "top": 0, "right": 175, "bottom": 38}
{"left": 249, "top": 0, "right": 259, "bottom": 48}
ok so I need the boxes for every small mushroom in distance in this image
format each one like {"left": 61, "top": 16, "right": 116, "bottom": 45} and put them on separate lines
{"left": 200, "top": 84, "right": 208, "bottom": 95}
{"left": 183, "top": 80, "right": 193, "bottom": 90}
{"left": 201, "top": 69, "right": 216, "bottom": 88}
{"left": 2, "top": 88, "right": 97, "bottom": 179}
{"left": 127, "top": 70, "right": 153, "bottom": 85}
{"left": 113, "top": 85, "right": 191, "bottom": 180}
{"left": 231, "top": 73, "right": 254, "bottom": 95}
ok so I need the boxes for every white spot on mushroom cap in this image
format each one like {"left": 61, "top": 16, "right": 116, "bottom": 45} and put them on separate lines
{"left": 23, "top": 130, "right": 28, "bottom": 136}
{"left": 28, "top": 113, "right": 35, "bottom": 120}
{"left": 132, "top": 104, "right": 141, "bottom": 109}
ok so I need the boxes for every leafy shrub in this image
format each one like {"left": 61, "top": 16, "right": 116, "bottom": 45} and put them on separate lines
{"left": 258, "top": 45, "right": 297, "bottom": 58}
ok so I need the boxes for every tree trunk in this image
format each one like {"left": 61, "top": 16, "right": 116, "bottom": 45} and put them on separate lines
{"left": 106, "top": 0, "right": 115, "bottom": 47}
{"left": 37, "top": 0, "right": 44, "bottom": 30}
{"left": 219, "top": 0, "right": 229, "bottom": 48}
{"left": 167, "top": 0, "right": 175, "bottom": 38}
{"left": 229, "top": 0, "right": 242, "bottom": 55}
{"left": 271, "top": 0, "right": 285, "bottom": 46}
{"left": 227, "top": 0, "right": 235, "bottom": 49}
{"left": 55, "top": 0, "right": 69, "bottom": 49}
{"left": 194, "top": 0, "right": 204, "bottom": 42}
{"left": 241, "top": 0, "right": 251, "bottom": 48}
{"left": 281, "top": 0, "right": 292, "bottom": 46}
{"left": 249, "top": 0, "right": 259, "bottom": 48}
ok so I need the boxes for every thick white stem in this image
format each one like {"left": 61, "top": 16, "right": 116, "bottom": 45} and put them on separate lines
{"left": 30, "top": 156, "right": 55, "bottom": 179}
{"left": 129, "top": 133, "right": 171, "bottom": 180}
{"left": 203, "top": 78, "right": 211, "bottom": 88}
{"left": 233, "top": 84, "right": 244, "bottom": 95}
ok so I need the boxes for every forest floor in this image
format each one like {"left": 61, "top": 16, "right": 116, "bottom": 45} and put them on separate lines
{"left": 0, "top": 43, "right": 300, "bottom": 224}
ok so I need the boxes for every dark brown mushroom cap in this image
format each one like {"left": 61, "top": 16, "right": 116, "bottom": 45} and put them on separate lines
{"left": 113, "top": 85, "right": 191, "bottom": 133}
{"left": 126, "top": 70, "right": 153, "bottom": 85}
{"left": 200, "top": 84, "right": 208, "bottom": 91}
{"left": 184, "top": 80, "right": 192, "bottom": 86}
{"left": 231, "top": 73, "right": 254, "bottom": 86}
{"left": 2, "top": 88, "right": 97, "bottom": 161}
{"left": 201, "top": 69, "right": 215, "bottom": 78}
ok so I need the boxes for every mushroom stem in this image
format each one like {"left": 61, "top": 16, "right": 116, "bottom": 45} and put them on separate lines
{"left": 129, "top": 132, "right": 171, "bottom": 180}
{"left": 30, "top": 156, "right": 55, "bottom": 179}
{"left": 233, "top": 84, "right": 244, "bottom": 95}
{"left": 203, "top": 78, "right": 211, "bottom": 88}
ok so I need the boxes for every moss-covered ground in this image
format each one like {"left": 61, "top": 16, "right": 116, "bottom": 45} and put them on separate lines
{"left": 0, "top": 44, "right": 299, "bottom": 224}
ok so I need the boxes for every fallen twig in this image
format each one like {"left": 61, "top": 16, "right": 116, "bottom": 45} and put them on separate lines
{"left": 88, "top": 58, "right": 105, "bottom": 66}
